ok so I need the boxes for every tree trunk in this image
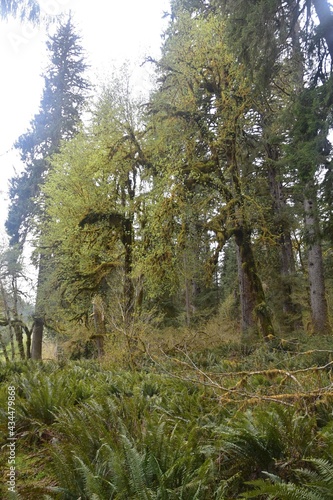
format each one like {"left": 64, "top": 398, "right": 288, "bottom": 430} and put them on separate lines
{"left": 304, "top": 189, "right": 330, "bottom": 334}
{"left": 0, "top": 332, "right": 10, "bottom": 362}
{"left": 12, "top": 277, "right": 25, "bottom": 360}
{"left": 267, "top": 154, "right": 303, "bottom": 332}
{"left": 25, "top": 326, "right": 32, "bottom": 359}
{"left": 122, "top": 216, "right": 135, "bottom": 323}
{"left": 14, "top": 322, "right": 25, "bottom": 360}
{"left": 287, "top": 0, "right": 331, "bottom": 334}
{"left": 183, "top": 250, "right": 199, "bottom": 327}
{"left": 0, "top": 278, "right": 16, "bottom": 360}
{"left": 235, "top": 228, "right": 275, "bottom": 342}
{"left": 184, "top": 267, "right": 192, "bottom": 327}
{"left": 279, "top": 232, "right": 303, "bottom": 327}
{"left": 92, "top": 295, "right": 105, "bottom": 358}
{"left": 236, "top": 241, "right": 257, "bottom": 340}
{"left": 224, "top": 128, "right": 275, "bottom": 343}
{"left": 31, "top": 255, "right": 46, "bottom": 360}
{"left": 31, "top": 317, "right": 44, "bottom": 360}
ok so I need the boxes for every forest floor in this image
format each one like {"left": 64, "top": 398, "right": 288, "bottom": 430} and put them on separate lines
{"left": 1, "top": 331, "right": 333, "bottom": 499}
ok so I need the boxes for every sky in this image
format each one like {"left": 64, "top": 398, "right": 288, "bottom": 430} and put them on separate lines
{"left": 0, "top": 0, "right": 170, "bottom": 241}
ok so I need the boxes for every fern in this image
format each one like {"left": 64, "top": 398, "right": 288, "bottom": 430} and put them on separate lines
{"left": 121, "top": 434, "right": 153, "bottom": 499}
{"left": 47, "top": 443, "right": 87, "bottom": 498}
{"left": 14, "top": 371, "right": 77, "bottom": 432}
{"left": 242, "top": 458, "right": 333, "bottom": 499}
{"left": 295, "top": 458, "right": 333, "bottom": 498}
{"left": 242, "top": 478, "right": 324, "bottom": 500}
{"left": 215, "top": 405, "right": 317, "bottom": 480}
{"left": 3, "top": 360, "right": 332, "bottom": 499}
{"left": 74, "top": 455, "right": 116, "bottom": 499}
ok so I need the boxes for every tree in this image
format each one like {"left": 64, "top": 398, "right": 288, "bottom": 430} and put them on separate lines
{"left": 0, "top": 0, "right": 40, "bottom": 21}
{"left": 173, "top": 0, "right": 333, "bottom": 332}
{"left": 0, "top": 0, "right": 67, "bottom": 22}
{"left": 189, "top": 0, "right": 333, "bottom": 335}
{"left": 150, "top": 0, "right": 333, "bottom": 339}
{"left": 6, "top": 15, "right": 89, "bottom": 245}
{"left": 146, "top": 9, "right": 276, "bottom": 340}
{"left": 0, "top": 245, "right": 32, "bottom": 361}
{"left": 6, "top": 15, "right": 90, "bottom": 359}
{"left": 287, "top": 84, "right": 333, "bottom": 334}
{"left": 40, "top": 70, "right": 148, "bottom": 355}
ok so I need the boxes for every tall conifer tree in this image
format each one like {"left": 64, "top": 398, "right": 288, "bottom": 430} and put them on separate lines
{"left": 6, "top": 15, "right": 90, "bottom": 358}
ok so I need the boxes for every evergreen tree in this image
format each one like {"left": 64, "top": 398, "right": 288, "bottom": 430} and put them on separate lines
{"left": 6, "top": 15, "right": 90, "bottom": 359}
{"left": 6, "top": 15, "right": 89, "bottom": 245}
{"left": 0, "top": 0, "right": 40, "bottom": 21}
{"left": 180, "top": 0, "right": 333, "bottom": 335}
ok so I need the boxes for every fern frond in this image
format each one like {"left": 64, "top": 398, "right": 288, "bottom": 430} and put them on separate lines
{"left": 74, "top": 455, "right": 115, "bottom": 499}
{"left": 121, "top": 433, "right": 152, "bottom": 500}
{"left": 304, "top": 457, "right": 333, "bottom": 485}
{"left": 242, "top": 477, "right": 324, "bottom": 500}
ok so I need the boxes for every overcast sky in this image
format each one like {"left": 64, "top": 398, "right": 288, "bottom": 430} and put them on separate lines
{"left": 0, "top": 0, "right": 170, "bottom": 239}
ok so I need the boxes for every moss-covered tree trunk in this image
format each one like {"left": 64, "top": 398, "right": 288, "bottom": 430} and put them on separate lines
{"left": 92, "top": 295, "right": 105, "bottom": 358}
{"left": 31, "top": 316, "right": 43, "bottom": 360}
{"left": 31, "top": 255, "right": 46, "bottom": 360}
{"left": 25, "top": 325, "right": 32, "bottom": 359}
{"left": 0, "top": 278, "right": 16, "bottom": 360}
{"left": 236, "top": 240, "right": 256, "bottom": 340}
{"left": 122, "top": 213, "right": 135, "bottom": 324}
{"left": 235, "top": 227, "right": 275, "bottom": 342}
{"left": 12, "top": 276, "right": 25, "bottom": 360}
{"left": 227, "top": 128, "right": 275, "bottom": 342}
{"left": 0, "top": 332, "right": 9, "bottom": 362}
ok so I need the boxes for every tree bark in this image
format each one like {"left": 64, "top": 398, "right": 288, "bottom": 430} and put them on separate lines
{"left": 267, "top": 152, "right": 303, "bottom": 332}
{"left": 225, "top": 126, "right": 275, "bottom": 342}
{"left": 235, "top": 228, "right": 275, "bottom": 342}
{"left": 31, "top": 254, "right": 46, "bottom": 360}
{"left": 0, "top": 278, "right": 16, "bottom": 360}
{"left": 304, "top": 189, "right": 330, "bottom": 334}
{"left": 122, "top": 216, "right": 135, "bottom": 323}
{"left": 31, "top": 316, "right": 44, "bottom": 360}
{"left": 0, "top": 331, "right": 9, "bottom": 362}
{"left": 236, "top": 241, "right": 257, "bottom": 339}
{"left": 288, "top": 0, "right": 331, "bottom": 334}
{"left": 92, "top": 295, "right": 105, "bottom": 358}
{"left": 184, "top": 253, "right": 192, "bottom": 327}
{"left": 24, "top": 325, "right": 32, "bottom": 359}
{"left": 12, "top": 277, "right": 25, "bottom": 360}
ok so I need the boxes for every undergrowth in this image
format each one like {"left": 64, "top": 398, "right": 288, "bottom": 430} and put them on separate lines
{"left": 0, "top": 335, "right": 333, "bottom": 499}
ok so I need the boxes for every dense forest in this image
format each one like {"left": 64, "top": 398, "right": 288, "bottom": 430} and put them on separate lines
{"left": 1, "top": 0, "right": 333, "bottom": 359}
{"left": 1, "top": 0, "right": 333, "bottom": 498}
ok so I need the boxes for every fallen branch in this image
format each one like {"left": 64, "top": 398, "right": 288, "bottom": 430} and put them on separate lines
{"left": 146, "top": 346, "right": 333, "bottom": 408}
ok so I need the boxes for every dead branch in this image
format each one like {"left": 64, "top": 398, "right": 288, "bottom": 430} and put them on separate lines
{"left": 146, "top": 346, "right": 333, "bottom": 408}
